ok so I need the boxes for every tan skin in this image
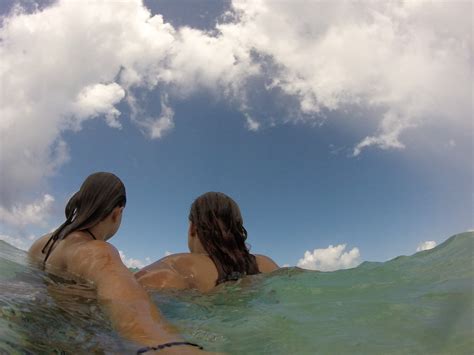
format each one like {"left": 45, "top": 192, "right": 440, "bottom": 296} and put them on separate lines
{"left": 135, "top": 222, "right": 279, "bottom": 292}
{"left": 29, "top": 208, "right": 207, "bottom": 354}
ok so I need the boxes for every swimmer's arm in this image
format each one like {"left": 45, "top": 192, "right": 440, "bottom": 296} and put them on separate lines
{"left": 66, "top": 241, "right": 182, "bottom": 347}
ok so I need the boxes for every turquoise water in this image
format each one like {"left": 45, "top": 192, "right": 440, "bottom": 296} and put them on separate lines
{"left": 1, "top": 232, "right": 473, "bottom": 354}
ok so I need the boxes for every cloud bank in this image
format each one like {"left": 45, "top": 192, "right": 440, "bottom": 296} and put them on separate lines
{"left": 1, "top": 0, "right": 471, "bottom": 227}
{"left": 227, "top": 0, "right": 471, "bottom": 156}
{"left": 0, "top": 194, "right": 54, "bottom": 228}
{"left": 297, "top": 244, "right": 361, "bottom": 271}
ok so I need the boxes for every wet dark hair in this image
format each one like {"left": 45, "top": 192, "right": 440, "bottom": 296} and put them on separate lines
{"left": 42, "top": 172, "right": 126, "bottom": 264}
{"left": 189, "top": 192, "right": 260, "bottom": 285}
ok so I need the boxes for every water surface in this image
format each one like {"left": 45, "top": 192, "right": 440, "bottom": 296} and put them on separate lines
{"left": 1, "top": 232, "right": 472, "bottom": 354}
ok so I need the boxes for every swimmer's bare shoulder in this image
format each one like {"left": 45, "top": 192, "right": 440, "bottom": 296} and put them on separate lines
{"left": 28, "top": 233, "right": 53, "bottom": 262}
{"left": 136, "top": 253, "right": 217, "bottom": 292}
{"left": 28, "top": 231, "right": 104, "bottom": 274}
{"left": 136, "top": 253, "right": 278, "bottom": 293}
{"left": 66, "top": 240, "right": 124, "bottom": 280}
{"left": 255, "top": 254, "right": 279, "bottom": 272}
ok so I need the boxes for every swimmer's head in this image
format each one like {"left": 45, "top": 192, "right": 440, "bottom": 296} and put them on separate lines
{"left": 67, "top": 172, "right": 126, "bottom": 237}
{"left": 43, "top": 172, "right": 126, "bottom": 262}
{"left": 188, "top": 192, "right": 259, "bottom": 284}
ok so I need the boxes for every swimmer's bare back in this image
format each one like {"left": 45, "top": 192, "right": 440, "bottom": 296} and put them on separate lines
{"left": 135, "top": 253, "right": 279, "bottom": 292}
{"left": 29, "top": 232, "right": 208, "bottom": 354}
{"left": 29, "top": 231, "right": 100, "bottom": 274}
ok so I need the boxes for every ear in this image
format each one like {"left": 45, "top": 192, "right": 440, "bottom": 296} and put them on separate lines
{"left": 188, "top": 222, "right": 197, "bottom": 237}
{"left": 111, "top": 206, "right": 124, "bottom": 222}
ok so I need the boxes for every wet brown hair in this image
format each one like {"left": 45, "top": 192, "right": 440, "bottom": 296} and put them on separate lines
{"left": 189, "top": 192, "right": 260, "bottom": 285}
{"left": 42, "top": 172, "right": 126, "bottom": 263}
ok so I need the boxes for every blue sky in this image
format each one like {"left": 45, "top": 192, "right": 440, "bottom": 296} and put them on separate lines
{"left": 0, "top": 0, "right": 472, "bottom": 269}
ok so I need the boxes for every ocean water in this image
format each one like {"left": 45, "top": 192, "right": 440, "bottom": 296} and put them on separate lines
{"left": 0, "top": 232, "right": 472, "bottom": 354}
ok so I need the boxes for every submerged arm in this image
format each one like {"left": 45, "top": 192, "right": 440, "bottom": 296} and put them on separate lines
{"left": 67, "top": 241, "right": 194, "bottom": 349}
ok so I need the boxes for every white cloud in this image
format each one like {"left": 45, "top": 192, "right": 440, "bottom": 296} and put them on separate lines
{"left": 0, "top": 0, "right": 256, "bottom": 211}
{"left": 0, "top": 0, "right": 471, "bottom": 222}
{"left": 72, "top": 83, "right": 126, "bottom": 129}
{"left": 132, "top": 94, "right": 175, "bottom": 139}
{"left": 0, "top": 1, "right": 170, "bottom": 208}
{"left": 164, "top": 251, "right": 172, "bottom": 256}
{"left": 297, "top": 244, "right": 361, "bottom": 271}
{"left": 244, "top": 113, "right": 260, "bottom": 131}
{"left": 0, "top": 194, "right": 54, "bottom": 228}
{"left": 416, "top": 240, "right": 437, "bottom": 252}
{"left": 119, "top": 250, "right": 151, "bottom": 269}
{"left": 0, "top": 234, "right": 28, "bottom": 250}
{"left": 353, "top": 112, "right": 411, "bottom": 156}
{"left": 223, "top": 0, "right": 471, "bottom": 154}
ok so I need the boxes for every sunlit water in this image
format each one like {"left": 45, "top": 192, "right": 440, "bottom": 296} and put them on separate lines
{"left": 1, "top": 232, "right": 472, "bottom": 354}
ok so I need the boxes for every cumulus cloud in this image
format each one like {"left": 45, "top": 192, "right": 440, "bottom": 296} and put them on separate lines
{"left": 72, "top": 83, "right": 126, "bottom": 129}
{"left": 0, "top": 194, "right": 54, "bottom": 228}
{"left": 0, "top": 0, "right": 471, "bottom": 225}
{"left": 238, "top": 0, "right": 467, "bottom": 150}
{"left": 297, "top": 244, "right": 361, "bottom": 271}
{"left": 416, "top": 240, "right": 437, "bottom": 252}
{"left": 0, "top": 0, "right": 256, "bottom": 213}
{"left": 223, "top": 0, "right": 471, "bottom": 155}
{"left": 119, "top": 250, "right": 151, "bottom": 269}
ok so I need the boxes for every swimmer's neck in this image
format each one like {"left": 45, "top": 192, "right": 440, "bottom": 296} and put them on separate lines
{"left": 87, "top": 222, "right": 112, "bottom": 241}
{"left": 86, "top": 206, "right": 123, "bottom": 241}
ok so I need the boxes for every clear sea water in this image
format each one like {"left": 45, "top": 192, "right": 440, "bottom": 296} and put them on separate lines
{"left": 0, "top": 232, "right": 472, "bottom": 354}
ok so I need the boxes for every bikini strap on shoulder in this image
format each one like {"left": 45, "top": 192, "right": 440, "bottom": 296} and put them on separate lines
{"left": 85, "top": 229, "right": 97, "bottom": 240}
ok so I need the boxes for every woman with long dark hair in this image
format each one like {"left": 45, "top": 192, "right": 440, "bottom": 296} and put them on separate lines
{"left": 136, "top": 192, "right": 278, "bottom": 292}
{"left": 29, "top": 172, "right": 205, "bottom": 354}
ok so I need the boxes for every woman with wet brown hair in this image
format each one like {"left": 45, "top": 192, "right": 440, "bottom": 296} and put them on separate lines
{"left": 136, "top": 192, "right": 279, "bottom": 292}
{"left": 29, "top": 172, "right": 205, "bottom": 354}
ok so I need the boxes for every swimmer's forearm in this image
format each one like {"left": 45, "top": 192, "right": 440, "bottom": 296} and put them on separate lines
{"left": 97, "top": 274, "right": 181, "bottom": 345}
{"left": 68, "top": 241, "right": 182, "bottom": 346}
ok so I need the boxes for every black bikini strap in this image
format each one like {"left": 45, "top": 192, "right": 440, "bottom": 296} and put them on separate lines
{"left": 85, "top": 229, "right": 97, "bottom": 240}
{"left": 42, "top": 228, "right": 96, "bottom": 268}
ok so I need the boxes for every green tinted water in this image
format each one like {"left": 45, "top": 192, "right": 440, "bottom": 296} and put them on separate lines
{"left": 1, "top": 232, "right": 473, "bottom": 354}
